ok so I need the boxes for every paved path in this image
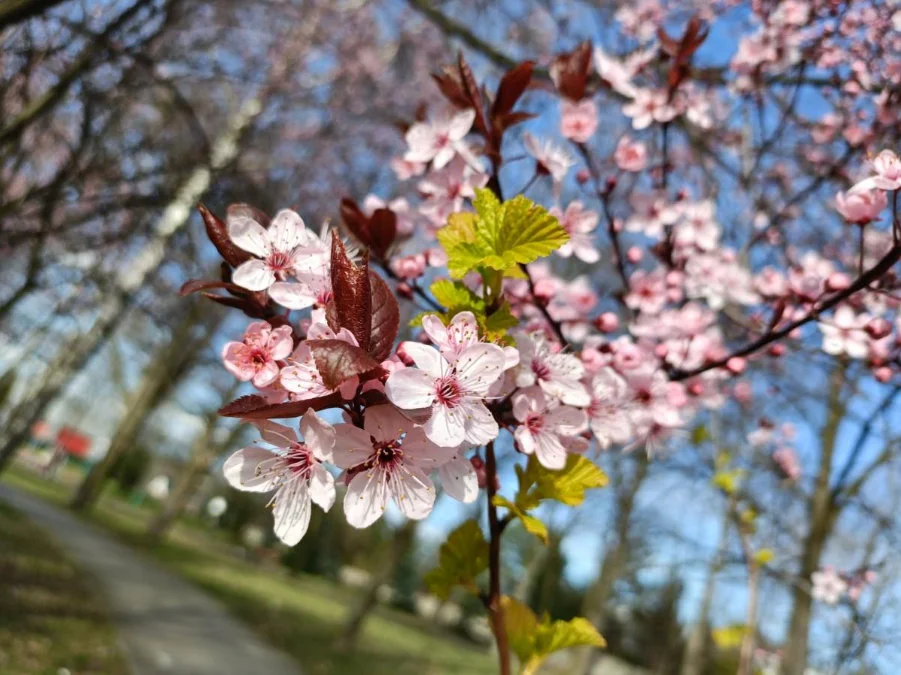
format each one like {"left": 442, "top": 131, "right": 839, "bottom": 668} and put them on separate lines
{"left": 0, "top": 483, "right": 301, "bottom": 675}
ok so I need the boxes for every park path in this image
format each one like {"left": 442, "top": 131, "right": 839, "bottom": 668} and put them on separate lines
{"left": 0, "top": 483, "right": 301, "bottom": 675}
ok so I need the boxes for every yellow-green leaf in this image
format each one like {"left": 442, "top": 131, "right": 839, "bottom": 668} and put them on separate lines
{"left": 430, "top": 279, "right": 484, "bottom": 312}
{"left": 492, "top": 194, "right": 568, "bottom": 266}
{"left": 711, "top": 469, "right": 742, "bottom": 495}
{"left": 712, "top": 624, "right": 747, "bottom": 649}
{"left": 753, "top": 548, "right": 774, "bottom": 566}
{"left": 516, "top": 455, "right": 608, "bottom": 511}
{"left": 501, "top": 596, "right": 538, "bottom": 664}
{"left": 493, "top": 496, "right": 549, "bottom": 544}
{"left": 423, "top": 520, "right": 489, "bottom": 600}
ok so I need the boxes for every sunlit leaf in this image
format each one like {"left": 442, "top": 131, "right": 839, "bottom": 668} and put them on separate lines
{"left": 423, "top": 520, "right": 489, "bottom": 601}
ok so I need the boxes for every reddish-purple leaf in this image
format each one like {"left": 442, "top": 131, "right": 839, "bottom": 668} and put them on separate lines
{"left": 340, "top": 198, "right": 369, "bottom": 247}
{"left": 457, "top": 53, "right": 489, "bottom": 136}
{"left": 549, "top": 42, "right": 592, "bottom": 100}
{"left": 200, "top": 293, "right": 267, "bottom": 318}
{"left": 495, "top": 111, "right": 536, "bottom": 133}
{"left": 432, "top": 70, "right": 470, "bottom": 108}
{"left": 368, "top": 208, "right": 397, "bottom": 260}
{"left": 198, "top": 204, "right": 251, "bottom": 268}
{"left": 307, "top": 340, "right": 382, "bottom": 390}
{"left": 180, "top": 279, "right": 243, "bottom": 296}
{"left": 219, "top": 393, "right": 344, "bottom": 419}
{"left": 368, "top": 271, "right": 400, "bottom": 362}
{"left": 330, "top": 237, "right": 372, "bottom": 351}
{"left": 492, "top": 61, "right": 535, "bottom": 117}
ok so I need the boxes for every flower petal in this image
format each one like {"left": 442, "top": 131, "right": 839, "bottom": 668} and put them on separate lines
{"left": 385, "top": 368, "right": 436, "bottom": 410}
{"left": 269, "top": 209, "right": 307, "bottom": 252}
{"left": 390, "top": 464, "right": 435, "bottom": 520}
{"left": 332, "top": 424, "right": 374, "bottom": 469}
{"left": 300, "top": 409, "right": 336, "bottom": 461}
{"left": 269, "top": 281, "right": 316, "bottom": 309}
{"left": 438, "top": 456, "right": 479, "bottom": 503}
{"left": 462, "top": 401, "right": 499, "bottom": 446}
{"left": 272, "top": 481, "right": 312, "bottom": 546}
{"left": 232, "top": 259, "right": 275, "bottom": 291}
{"left": 228, "top": 215, "right": 271, "bottom": 257}
{"left": 425, "top": 403, "right": 467, "bottom": 448}
{"left": 223, "top": 446, "right": 281, "bottom": 493}
{"left": 401, "top": 342, "right": 447, "bottom": 378}
{"left": 344, "top": 469, "right": 390, "bottom": 528}
{"left": 309, "top": 463, "right": 336, "bottom": 511}
{"left": 455, "top": 343, "right": 506, "bottom": 395}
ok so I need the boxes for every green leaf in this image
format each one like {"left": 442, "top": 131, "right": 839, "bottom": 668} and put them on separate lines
{"left": 430, "top": 279, "right": 485, "bottom": 312}
{"left": 484, "top": 302, "right": 519, "bottom": 334}
{"left": 423, "top": 520, "right": 489, "bottom": 600}
{"left": 690, "top": 425, "right": 709, "bottom": 445}
{"left": 501, "top": 596, "right": 605, "bottom": 674}
{"left": 436, "top": 190, "right": 567, "bottom": 280}
{"left": 516, "top": 455, "right": 608, "bottom": 512}
{"left": 711, "top": 469, "right": 742, "bottom": 495}
{"left": 493, "top": 496, "right": 548, "bottom": 544}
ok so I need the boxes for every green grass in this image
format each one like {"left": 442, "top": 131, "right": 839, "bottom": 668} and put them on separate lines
{"left": 3, "top": 465, "right": 496, "bottom": 675}
{"left": 0, "top": 500, "right": 129, "bottom": 675}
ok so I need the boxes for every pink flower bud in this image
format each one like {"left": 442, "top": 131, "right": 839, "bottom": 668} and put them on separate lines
{"left": 627, "top": 246, "right": 643, "bottom": 263}
{"left": 826, "top": 272, "right": 851, "bottom": 292}
{"left": 655, "top": 343, "right": 669, "bottom": 359}
{"left": 397, "top": 282, "right": 413, "bottom": 299}
{"left": 470, "top": 456, "right": 487, "bottom": 489}
{"left": 874, "top": 366, "right": 893, "bottom": 383}
{"left": 576, "top": 168, "right": 591, "bottom": 184}
{"left": 726, "top": 357, "right": 746, "bottom": 374}
{"left": 733, "top": 381, "right": 753, "bottom": 404}
{"left": 594, "top": 312, "right": 619, "bottom": 333}
{"left": 687, "top": 381, "right": 704, "bottom": 396}
{"left": 768, "top": 343, "right": 785, "bottom": 357}
{"left": 605, "top": 175, "right": 618, "bottom": 191}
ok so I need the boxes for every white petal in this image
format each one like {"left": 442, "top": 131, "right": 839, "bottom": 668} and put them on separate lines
{"left": 402, "top": 342, "right": 447, "bottom": 378}
{"left": 541, "top": 377, "right": 591, "bottom": 407}
{"left": 232, "top": 259, "right": 275, "bottom": 291}
{"left": 272, "top": 481, "right": 312, "bottom": 546}
{"left": 223, "top": 446, "right": 281, "bottom": 493}
{"left": 268, "top": 209, "right": 306, "bottom": 252}
{"left": 425, "top": 404, "right": 467, "bottom": 447}
{"left": 363, "top": 404, "right": 410, "bottom": 443}
{"left": 252, "top": 420, "right": 298, "bottom": 448}
{"left": 344, "top": 470, "right": 390, "bottom": 528}
{"left": 449, "top": 109, "right": 476, "bottom": 140}
{"left": 269, "top": 281, "right": 315, "bottom": 309}
{"left": 455, "top": 343, "right": 506, "bottom": 395}
{"left": 533, "top": 432, "right": 568, "bottom": 470}
{"left": 385, "top": 368, "right": 437, "bottom": 410}
{"left": 228, "top": 215, "right": 271, "bottom": 257}
{"left": 332, "top": 424, "right": 374, "bottom": 469}
{"left": 309, "top": 463, "right": 336, "bottom": 511}
{"left": 300, "top": 409, "right": 336, "bottom": 460}
{"left": 462, "top": 401, "right": 499, "bottom": 445}
{"left": 547, "top": 406, "right": 588, "bottom": 436}
{"left": 390, "top": 464, "right": 435, "bottom": 520}
{"left": 438, "top": 456, "right": 479, "bottom": 503}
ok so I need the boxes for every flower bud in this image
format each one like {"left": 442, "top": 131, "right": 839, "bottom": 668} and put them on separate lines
{"left": 594, "top": 312, "right": 619, "bottom": 333}
{"left": 397, "top": 281, "right": 413, "bottom": 299}
{"left": 874, "top": 366, "right": 893, "bottom": 383}
{"left": 826, "top": 272, "right": 851, "bottom": 292}
{"left": 576, "top": 168, "right": 591, "bottom": 184}
{"left": 865, "top": 317, "right": 892, "bottom": 340}
{"left": 726, "top": 356, "right": 746, "bottom": 375}
{"left": 768, "top": 343, "right": 785, "bottom": 357}
{"left": 470, "top": 456, "right": 487, "bottom": 488}
{"left": 627, "top": 246, "right": 643, "bottom": 263}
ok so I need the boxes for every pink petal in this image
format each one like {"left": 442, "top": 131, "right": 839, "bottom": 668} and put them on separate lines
{"left": 300, "top": 410, "right": 336, "bottom": 460}
{"left": 222, "top": 342, "right": 255, "bottom": 381}
{"left": 269, "top": 281, "right": 315, "bottom": 310}
{"left": 272, "top": 481, "right": 312, "bottom": 545}
{"left": 401, "top": 342, "right": 446, "bottom": 378}
{"left": 228, "top": 215, "right": 271, "bottom": 257}
{"left": 252, "top": 361, "right": 280, "bottom": 388}
{"left": 233, "top": 259, "right": 276, "bottom": 291}
{"left": 462, "top": 401, "right": 499, "bottom": 446}
{"left": 268, "top": 209, "right": 306, "bottom": 252}
{"left": 389, "top": 464, "right": 435, "bottom": 520}
{"left": 438, "top": 456, "right": 479, "bottom": 503}
{"left": 309, "top": 464, "right": 336, "bottom": 511}
{"left": 332, "top": 424, "right": 374, "bottom": 469}
{"left": 454, "top": 344, "right": 506, "bottom": 395}
{"left": 424, "top": 404, "right": 466, "bottom": 448}
{"left": 363, "top": 404, "right": 410, "bottom": 443}
{"left": 344, "top": 470, "right": 390, "bottom": 528}
{"left": 223, "top": 446, "right": 280, "bottom": 492}
{"left": 385, "top": 368, "right": 437, "bottom": 410}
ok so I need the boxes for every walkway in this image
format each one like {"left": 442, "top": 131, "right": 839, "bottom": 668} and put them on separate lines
{"left": 0, "top": 483, "right": 301, "bottom": 675}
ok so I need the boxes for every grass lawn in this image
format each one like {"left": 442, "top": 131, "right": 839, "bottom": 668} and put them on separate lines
{"left": 0, "top": 500, "right": 129, "bottom": 675}
{"left": 2, "top": 464, "right": 496, "bottom": 675}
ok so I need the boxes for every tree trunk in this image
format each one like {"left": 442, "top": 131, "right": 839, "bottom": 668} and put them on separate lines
{"left": 337, "top": 521, "right": 417, "bottom": 649}
{"left": 572, "top": 455, "right": 649, "bottom": 675}
{"left": 0, "top": 92, "right": 261, "bottom": 475}
{"left": 781, "top": 365, "right": 846, "bottom": 675}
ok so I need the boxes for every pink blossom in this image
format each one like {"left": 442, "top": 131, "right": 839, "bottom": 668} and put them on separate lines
{"left": 228, "top": 209, "right": 325, "bottom": 309}
{"left": 332, "top": 405, "right": 454, "bottom": 527}
{"left": 560, "top": 99, "right": 598, "bottom": 143}
{"left": 773, "top": 447, "right": 801, "bottom": 482}
{"left": 849, "top": 150, "right": 901, "bottom": 193}
{"left": 362, "top": 195, "right": 416, "bottom": 236}
{"left": 390, "top": 253, "right": 426, "bottom": 280}
{"left": 614, "top": 136, "right": 648, "bottom": 172}
{"left": 420, "top": 311, "right": 480, "bottom": 363}
{"left": 812, "top": 567, "right": 848, "bottom": 605}
{"left": 281, "top": 316, "right": 360, "bottom": 399}
{"left": 513, "top": 387, "right": 588, "bottom": 469}
{"left": 622, "top": 89, "right": 678, "bottom": 131}
{"left": 586, "top": 368, "right": 633, "bottom": 449}
{"left": 404, "top": 109, "right": 477, "bottom": 169}
{"left": 418, "top": 156, "right": 489, "bottom": 227}
{"left": 819, "top": 306, "right": 870, "bottom": 359}
{"left": 523, "top": 133, "right": 575, "bottom": 184}
{"left": 551, "top": 202, "right": 599, "bottom": 263}
{"left": 835, "top": 188, "right": 887, "bottom": 225}
{"left": 593, "top": 46, "right": 638, "bottom": 98}
{"left": 672, "top": 200, "right": 720, "bottom": 251}
{"left": 223, "top": 411, "right": 335, "bottom": 545}
{"left": 222, "top": 321, "right": 293, "bottom": 388}
{"left": 515, "top": 332, "right": 590, "bottom": 406}
{"left": 385, "top": 341, "right": 506, "bottom": 447}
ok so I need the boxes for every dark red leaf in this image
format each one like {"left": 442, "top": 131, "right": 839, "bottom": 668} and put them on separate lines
{"left": 457, "top": 53, "right": 489, "bottom": 136}
{"left": 219, "top": 393, "right": 344, "bottom": 419}
{"left": 368, "top": 208, "right": 397, "bottom": 260}
{"left": 180, "top": 279, "right": 243, "bottom": 296}
{"left": 330, "top": 237, "right": 372, "bottom": 350}
{"left": 307, "top": 340, "right": 382, "bottom": 390}
{"left": 549, "top": 42, "right": 592, "bottom": 100}
{"left": 340, "top": 198, "right": 369, "bottom": 247}
{"left": 198, "top": 204, "right": 251, "bottom": 268}
{"left": 201, "top": 293, "right": 267, "bottom": 318}
{"left": 368, "top": 271, "right": 399, "bottom": 362}
{"left": 495, "top": 111, "right": 536, "bottom": 133}
{"left": 432, "top": 70, "right": 470, "bottom": 109}
{"left": 492, "top": 61, "right": 534, "bottom": 117}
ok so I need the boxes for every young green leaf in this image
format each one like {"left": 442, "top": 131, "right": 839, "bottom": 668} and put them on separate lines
{"left": 516, "top": 455, "right": 608, "bottom": 511}
{"left": 492, "top": 496, "right": 549, "bottom": 544}
{"left": 423, "top": 520, "right": 489, "bottom": 600}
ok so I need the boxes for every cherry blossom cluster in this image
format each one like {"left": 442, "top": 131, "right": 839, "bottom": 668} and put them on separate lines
{"left": 811, "top": 566, "right": 877, "bottom": 605}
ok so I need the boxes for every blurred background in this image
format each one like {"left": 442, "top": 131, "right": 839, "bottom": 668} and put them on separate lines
{"left": 2, "top": 1, "right": 901, "bottom": 675}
